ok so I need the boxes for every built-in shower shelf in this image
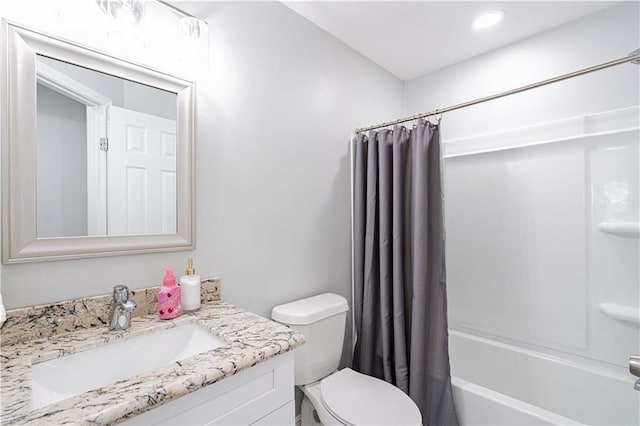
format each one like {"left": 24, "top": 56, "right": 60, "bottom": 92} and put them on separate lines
{"left": 598, "top": 222, "right": 639, "bottom": 237}
{"left": 599, "top": 303, "right": 640, "bottom": 326}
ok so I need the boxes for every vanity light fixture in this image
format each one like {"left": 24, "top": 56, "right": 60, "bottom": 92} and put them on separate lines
{"left": 96, "top": 0, "right": 145, "bottom": 28}
{"left": 472, "top": 10, "right": 505, "bottom": 30}
{"left": 94, "top": 1, "right": 207, "bottom": 40}
{"left": 179, "top": 16, "right": 209, "bottom": 72}
{"left": 181, "top": 16, "right": 205, "bottom": 40}
{"left": 158, "top": 0, "right": 209, "bottom": 54}
{"left": 94, "top": 0, "right": 208, "bottom": 72}
{"left": 96, "top": 0, "right": 146, "bottom": 47}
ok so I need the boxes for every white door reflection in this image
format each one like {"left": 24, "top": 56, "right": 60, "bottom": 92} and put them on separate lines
{"left": 36, "top": 54, "right": 177, "bottom": 238}
{"left": 107, "top": 106, "right": 177, "bottom": 235}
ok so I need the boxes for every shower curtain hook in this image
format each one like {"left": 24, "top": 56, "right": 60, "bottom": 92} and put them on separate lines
{"left": 434, "top": 111, "right": 442, "bottom": 125}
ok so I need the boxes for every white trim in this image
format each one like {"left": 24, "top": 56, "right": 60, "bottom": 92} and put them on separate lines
{"left": 36, "top": 60, "right": 111, "bottom": 107}
{"left": 86, "top": 105, "right": 108, "bottom": 236}
{"left": 443, "top": 106, "right": 640, "bottom": 158}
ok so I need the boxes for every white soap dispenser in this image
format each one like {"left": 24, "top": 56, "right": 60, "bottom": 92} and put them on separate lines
{"left": 180, "top": 258, "right": 201, "bottom": 311}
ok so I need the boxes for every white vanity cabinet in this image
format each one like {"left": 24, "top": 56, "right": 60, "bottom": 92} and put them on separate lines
{"left": 121, "top": 351, "right": 294, "bottom": 425}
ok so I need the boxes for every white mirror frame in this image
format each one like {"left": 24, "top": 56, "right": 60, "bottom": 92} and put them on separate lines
{"left": 1, "top": 21, "right": 195, "bottom": 263}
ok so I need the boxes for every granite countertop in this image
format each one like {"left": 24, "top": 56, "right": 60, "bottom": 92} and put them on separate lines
{"left": 0, "top": 300, "right": 305, "bottom": 425}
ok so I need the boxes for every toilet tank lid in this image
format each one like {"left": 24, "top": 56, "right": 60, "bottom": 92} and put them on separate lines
{"left": 271, "top": 293, "right": 348, "bottom": 325}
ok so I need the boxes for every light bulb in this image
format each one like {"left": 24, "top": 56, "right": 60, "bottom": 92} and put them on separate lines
{"left": 179, "top": 17, "right": 209, "bottom": 77}
{"left": 96, "top": 0, "right": 145, "bottom": 29}
{"left": 472, "top": 10, "right": 505, "bottom": 30}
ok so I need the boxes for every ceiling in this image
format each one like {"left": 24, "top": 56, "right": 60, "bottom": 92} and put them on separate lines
{"left": 281, "top": 1, "right": 620, "bottom": 81}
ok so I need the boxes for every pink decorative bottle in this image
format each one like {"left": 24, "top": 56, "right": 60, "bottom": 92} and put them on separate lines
{"left": 158, "top": 267, "right": 182, "bottom": 319}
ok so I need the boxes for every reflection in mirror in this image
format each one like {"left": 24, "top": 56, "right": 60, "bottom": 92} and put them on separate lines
{"left": 36, "top": 55, "right": 178, "bottom": 238}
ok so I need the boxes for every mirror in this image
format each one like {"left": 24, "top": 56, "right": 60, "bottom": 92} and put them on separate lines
{"left": 36, "top": 55, "right": 178, "bottom": 238}
{"left": 2, "top": 22, "right": 194, "bottom": 263}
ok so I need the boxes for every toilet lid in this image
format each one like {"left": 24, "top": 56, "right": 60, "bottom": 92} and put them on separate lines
{"left": 320, "top": 368, "right": 422, "bottom": 426}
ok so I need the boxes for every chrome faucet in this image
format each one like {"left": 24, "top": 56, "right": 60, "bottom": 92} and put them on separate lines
{"left": 630, "top": 355, "right": 640, "bottom": 392}
{"left": 109, "top": 285, "right": 137, "bottom": 331}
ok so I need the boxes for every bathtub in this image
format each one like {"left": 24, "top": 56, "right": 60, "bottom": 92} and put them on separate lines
{"left": 449, "top": 330, "right": 639, "bottom": 426}
{"left": 451, "top": 377, "right": 581, "bottom": 425}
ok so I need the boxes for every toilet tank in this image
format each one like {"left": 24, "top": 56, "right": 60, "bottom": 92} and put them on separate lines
{"left": 271, "top": 293, "right": 348, "bottom": 386}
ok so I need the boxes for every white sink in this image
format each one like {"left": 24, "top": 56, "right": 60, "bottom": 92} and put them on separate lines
{"left": 31, "top": 324, "right": 227, "bottom": 409}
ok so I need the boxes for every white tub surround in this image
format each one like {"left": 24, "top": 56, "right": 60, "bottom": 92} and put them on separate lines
{"left": 445, "top": 106, "right": 640, "bottom": 425}
{"left": 0, "top": 285, "right": 304, "bottom": 425}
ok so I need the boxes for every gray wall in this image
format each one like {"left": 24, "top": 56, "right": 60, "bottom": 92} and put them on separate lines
{"left": 36, "top": 84, "right": 88, "bottom": 237}
{"left": 123, "top": 80, "right": 177, "bottom": 121}
{"left": 2, "top": 0, "right": 404, "bottom": 350}
{"left": 38, "top": 55, "right": 177, "bottom": 120}
{"left": 192, "top": 0, "right": 403, "bottom": 320}
{"left": 38, "top": 55, "right": 124, "bottom": 105}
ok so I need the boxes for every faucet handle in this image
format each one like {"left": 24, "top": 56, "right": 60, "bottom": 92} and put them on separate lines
{"left": 630, "top": 355, "right": 640, "bottom": 378}
{"left": 123, "top": 299, "right": 137, "bottom": 312}
{"left": 113, "top": 285, "right": 130, "bottom": 304}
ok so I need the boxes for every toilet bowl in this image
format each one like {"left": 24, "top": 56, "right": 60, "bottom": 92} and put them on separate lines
{"left": 271, "top": 293, "right": 422, "bottom": 426}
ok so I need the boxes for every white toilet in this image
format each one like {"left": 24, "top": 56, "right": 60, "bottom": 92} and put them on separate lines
{"left": 272, "top": 293, "right": 422, "bottom": 426}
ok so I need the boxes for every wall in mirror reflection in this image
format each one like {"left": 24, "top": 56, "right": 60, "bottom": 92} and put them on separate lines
{"left": 36, "top": 55, "right": 178, "bottom": 238}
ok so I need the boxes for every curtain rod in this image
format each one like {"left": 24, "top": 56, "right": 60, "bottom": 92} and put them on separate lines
{"left": 355, "top": 51, "right": 640, "bottom": 133}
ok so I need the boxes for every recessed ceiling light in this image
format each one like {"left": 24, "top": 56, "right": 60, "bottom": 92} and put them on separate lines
{"left": 472, "top": 10, "right": 505, "bottom": 30}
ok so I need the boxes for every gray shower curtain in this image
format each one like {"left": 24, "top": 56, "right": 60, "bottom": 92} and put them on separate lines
{"left": 352, "top": 119, "right": 458, "bottom": 426}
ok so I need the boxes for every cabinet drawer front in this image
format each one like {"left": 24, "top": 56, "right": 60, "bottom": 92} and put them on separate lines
{"left": 122, "top": 352, "right": 294, "bottom": 425}
{"left": 252, "top": 401, "right": 295, "bottom": 426}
